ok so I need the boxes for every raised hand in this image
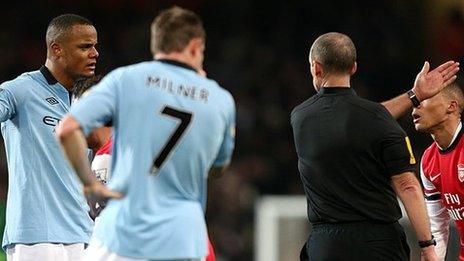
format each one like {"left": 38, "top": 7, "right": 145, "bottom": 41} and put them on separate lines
{"left": 413, "top": 61, "right": 459, "bottom": 101}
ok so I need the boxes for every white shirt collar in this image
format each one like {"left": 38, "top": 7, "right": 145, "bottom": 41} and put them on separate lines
{"left": 437, "top": 122, "right": 462, "bottom": 150}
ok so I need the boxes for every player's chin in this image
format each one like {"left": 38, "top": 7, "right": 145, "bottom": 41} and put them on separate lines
{"left": 414, "top": 123, "right": 429, "bottom": 133}
{"left": 81, "top": 69, "right": 95, "bottom": 77}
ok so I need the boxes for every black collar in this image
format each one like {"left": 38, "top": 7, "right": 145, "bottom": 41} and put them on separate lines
{"left": 156, "top": 59, "right": 197, "bottom": 73}
{"left": 40, "top": 65, "right": 58, "bottom": 85}
{"left": 318, "top": 87, "right": 355, "bottom": 95}
{"left": 439, "top": 125, "right": 464, "bottom": 154}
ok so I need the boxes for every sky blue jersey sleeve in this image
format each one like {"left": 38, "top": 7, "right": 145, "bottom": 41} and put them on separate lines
{"left": 70, "top": 69, "right": 121, "bottom": 135}
{"left": 213, "top": 94, "right": 236, "bottom": 167}
{"left": 0, "top": 83, "right": 17, "bottom": 122}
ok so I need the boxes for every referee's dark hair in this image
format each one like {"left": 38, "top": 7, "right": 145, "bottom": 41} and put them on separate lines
{"left": 309, "top": 32, "right": 356, "bottom": 75}
{"left": 46, "top": 14, "right": 93, "bottom": 46}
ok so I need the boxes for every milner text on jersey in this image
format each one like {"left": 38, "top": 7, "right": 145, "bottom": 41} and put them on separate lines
{"left": 146, "top": 75, "right": 209, "bottom": 103}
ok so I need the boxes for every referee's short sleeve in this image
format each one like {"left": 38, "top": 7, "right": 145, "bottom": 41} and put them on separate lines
{"left": 376, "top": 107, "right": 416, "bottom": 177}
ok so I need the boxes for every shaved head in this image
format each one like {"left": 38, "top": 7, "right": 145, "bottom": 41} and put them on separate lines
{"left": 46, "top": 14, "right": 93, "bottom": 47}
{"left": 442, "top": 83, "right": 464, "bottom": 112}
{"left": 310, "top": 32, "right": 356, "bottom": 75}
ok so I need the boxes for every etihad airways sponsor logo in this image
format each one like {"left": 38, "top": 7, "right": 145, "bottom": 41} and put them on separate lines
{"left": 42, "top": 116, "right": 61, "bottom": 132}
{"left": 444, "top": 193, "right": 464, "bottom": 221}
{"left": 43, "top": 116, "right": 60, "bottom": 127}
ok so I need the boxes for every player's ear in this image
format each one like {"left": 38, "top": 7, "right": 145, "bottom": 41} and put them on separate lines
{"left": 188, "top": 38, "right": 203, "bottom": 57}
{"left": 50, "top": 42, "right": 62, "bottom": 58}
{"left": 447, "top": 100, "right": 460, "bottom": 114}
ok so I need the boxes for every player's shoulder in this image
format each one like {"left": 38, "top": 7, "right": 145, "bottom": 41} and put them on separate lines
{"left": 420, "top": 144, "right": 440, "bottom": 180}
{"left": 107, "top": 63, "right": 142, "bottom": 77}
{"left": 123, "top": 60, "right": 154, "bottom": 71}
{"left": 96, "top": 63, "right": 144, "bottom": 87}
{"left": 0, "top": 70, "right": 42, "bottom": 98}
{"left": 1, "top": 70, "right": 38, "bottom": 88}
{"left": 422, "top": 143, "right": 439, "bottom": 162}
{"left": 206, "top": 78, "right": 234, "bottom": 103}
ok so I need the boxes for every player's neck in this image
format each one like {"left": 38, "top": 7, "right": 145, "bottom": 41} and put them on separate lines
{"left": 44, "top": 59, "right": 74, "bottom": 91}
{"left": 154, "top": 53, "right": 198, "bottom": 72}
{"left": 431, "top": 119, "right": 461, "bottom": 149}
{"left": 319, "top": 74, "right": 351, "bottom": 88}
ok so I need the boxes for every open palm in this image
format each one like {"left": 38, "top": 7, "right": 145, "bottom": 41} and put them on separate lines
{"left": 413, "top": 61, "right": 459, "bottom": 101}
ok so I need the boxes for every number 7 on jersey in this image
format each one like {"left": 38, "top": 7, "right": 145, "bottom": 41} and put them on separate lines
{"left": 150, "top": 106, "right": 193, "bottom": 175}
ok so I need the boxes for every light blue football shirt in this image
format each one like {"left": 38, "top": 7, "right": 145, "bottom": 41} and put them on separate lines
{"left": 70, "top": 60, "right": 236, "bottom": 259}
{"left": 0, "top": 66, "right": 93, "bottom": 250}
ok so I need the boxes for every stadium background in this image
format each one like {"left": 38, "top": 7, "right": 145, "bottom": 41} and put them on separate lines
{"left": 1, "top": 0, "right": 464, "bottom": 260}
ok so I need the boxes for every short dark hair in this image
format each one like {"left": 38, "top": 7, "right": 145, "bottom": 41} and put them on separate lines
{"left": 46, "top": 14, "right": 93, "bottom": 46}
{"left": 73, "top": 75, "right": 102, "bottom": 99}
{"left": 310, "top": 32, "right": 356, "bottom": 75}
{"left": 150, "top": 6, "right": 205, "bottom": 54}
{"left": 443, "top": 82, "right": 464, "bottom": 112}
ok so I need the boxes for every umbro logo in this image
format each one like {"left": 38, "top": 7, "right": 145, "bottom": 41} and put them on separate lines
{"left": 45, "top": 97, "right": 59, "bottom": 105}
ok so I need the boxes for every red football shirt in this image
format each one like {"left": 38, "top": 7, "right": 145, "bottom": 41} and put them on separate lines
{"left": 421, "top": 125, "right": 464, "bottom": 260}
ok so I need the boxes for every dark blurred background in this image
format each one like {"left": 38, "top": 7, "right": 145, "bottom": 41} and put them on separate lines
{"left": 1, "top": 0, "right": 464, "bottom": 260}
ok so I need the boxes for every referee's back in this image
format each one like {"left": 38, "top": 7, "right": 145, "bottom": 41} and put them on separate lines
{"left": 291, "top": 87, "right": 415, "bottom": 224}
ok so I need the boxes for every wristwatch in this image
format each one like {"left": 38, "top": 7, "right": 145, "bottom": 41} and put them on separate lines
{"left": 407, "top": 89, "right": 421, "bottom": 107}
{"left": 418, "top": 235, "right": 437, "bottom": 248}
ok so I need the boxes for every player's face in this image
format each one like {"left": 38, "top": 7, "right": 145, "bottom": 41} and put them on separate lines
{"left": 60, "top": 25, "right": 99, "bottom": 79}
{"left": 412, "top": 93, "right": 448, "bottom": 133}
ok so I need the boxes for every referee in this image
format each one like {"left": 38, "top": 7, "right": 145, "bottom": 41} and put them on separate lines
{"left": 291, "top": 32, "right": 440, "bottom": 260}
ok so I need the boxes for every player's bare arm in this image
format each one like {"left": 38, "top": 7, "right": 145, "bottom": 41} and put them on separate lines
{"left": 391, "top": 171, "right": 438, "bottom": 261}
{"left": 56, "top": 115, "right": 122, "bottom": 201}
{"left": 382, "top": 61, "right": 459, "bottom": 119}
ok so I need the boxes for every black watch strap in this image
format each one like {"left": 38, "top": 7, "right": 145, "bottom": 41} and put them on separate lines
{"left": 407, "top": 89, "right": 421, "bottom": 107}
{"left": 418, "top": 235, "right": 436, "bottom": 248}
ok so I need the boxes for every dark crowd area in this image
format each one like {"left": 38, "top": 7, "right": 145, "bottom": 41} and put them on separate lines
{"left": 1, "top": 0, "right": 464, "bottom": 260}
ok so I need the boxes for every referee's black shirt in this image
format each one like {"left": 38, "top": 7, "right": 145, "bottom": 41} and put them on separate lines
{"left": 291, "top": 87, "right": 416, "bottom": 224}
